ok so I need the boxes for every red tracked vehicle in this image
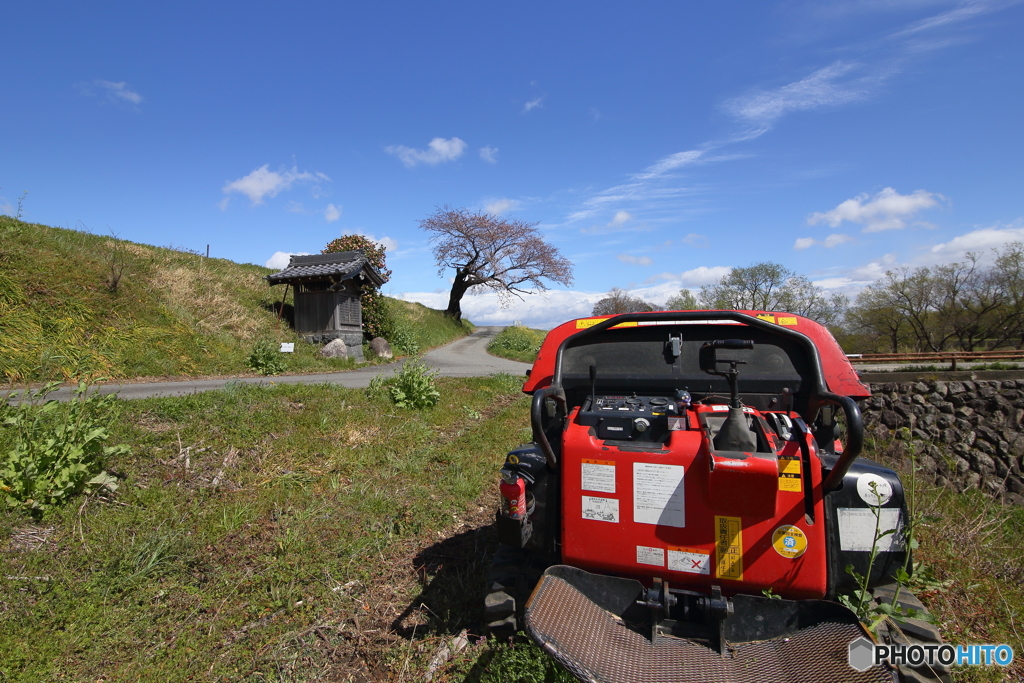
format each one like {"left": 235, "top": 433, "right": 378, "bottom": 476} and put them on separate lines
{"left": 486, "top": 310, "right": 947, "bottom": 683}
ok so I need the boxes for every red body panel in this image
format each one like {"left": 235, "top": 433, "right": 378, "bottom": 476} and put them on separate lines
{"left": 560, "top": 403, "right": 829, "bottom": 599}
{"left": 522, "top": 310, "right": 869, "bottom": 400}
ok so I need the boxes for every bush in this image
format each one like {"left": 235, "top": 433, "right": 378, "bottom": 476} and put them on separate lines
{"left": 487, "top": 325, "right": 544, "bottom": 362}
{"left": 367, "top": 359, "right": 440, "bottom": 409}
{"left": 388, "top": 323, "right": 420, "bottom": 355}
{"left": 246, "top": 338, "right": 287, "bottom": 375}
{"left": 0, "top": 383, "right": 128, "bottom": 518}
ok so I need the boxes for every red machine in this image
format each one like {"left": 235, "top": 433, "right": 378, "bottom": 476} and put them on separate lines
{"left": 486, "top": 311, "right": 947, "bottom": 683}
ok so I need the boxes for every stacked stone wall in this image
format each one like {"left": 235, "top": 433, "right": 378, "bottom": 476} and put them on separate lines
{"left": 860, "top": 379, "right": 1024, "bottom": 504}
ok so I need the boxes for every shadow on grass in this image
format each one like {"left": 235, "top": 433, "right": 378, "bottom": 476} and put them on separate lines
{"left": 392, "top": 523, "right": 498, "bottom": 640}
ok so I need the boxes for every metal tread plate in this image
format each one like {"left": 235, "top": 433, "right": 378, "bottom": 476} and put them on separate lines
{"left": 525, "top": 573, "right": 894, "bottom": 683}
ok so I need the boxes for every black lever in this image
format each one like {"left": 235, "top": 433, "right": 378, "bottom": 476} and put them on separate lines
{"left": 589, "top": 364, "right": 598, "bottom": 408}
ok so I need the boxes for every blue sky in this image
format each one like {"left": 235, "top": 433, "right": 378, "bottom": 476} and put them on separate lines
{"left": 3, "top": 1, "right": 1022, "bottom": 328}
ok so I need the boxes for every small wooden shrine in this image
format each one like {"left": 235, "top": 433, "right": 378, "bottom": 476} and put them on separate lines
{"left": 265, "top": 251, "right": 384, "bottom": 359}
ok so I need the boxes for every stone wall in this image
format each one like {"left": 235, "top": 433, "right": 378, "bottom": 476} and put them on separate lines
{"left": 860, "top": 379, "right": 1024, "bottom": 505}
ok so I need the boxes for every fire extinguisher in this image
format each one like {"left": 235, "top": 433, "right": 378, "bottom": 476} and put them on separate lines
{"left": 499, "top": 470, "right": 527, "bottom": 520}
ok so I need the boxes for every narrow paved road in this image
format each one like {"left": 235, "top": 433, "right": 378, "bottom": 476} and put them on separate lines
{"left": 6, "top": 327, "right": 531, "bottom": 402}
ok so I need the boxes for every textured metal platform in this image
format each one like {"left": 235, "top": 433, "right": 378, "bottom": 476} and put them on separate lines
{"left": 525, "top": 571, "right": 895, "bottom": 683}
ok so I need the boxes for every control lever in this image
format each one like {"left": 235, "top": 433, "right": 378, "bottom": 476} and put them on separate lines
{"left": 589, "top": 364, "right": 598, "bottom": 410}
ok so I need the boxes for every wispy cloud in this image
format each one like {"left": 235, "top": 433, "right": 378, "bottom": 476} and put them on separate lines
{"left": 324, "top": 203, "right": 341, "bottom": 223}
{"left": 808, "top": 187, "right": 944, "bottom": 232}
{"left": 681, "top": 233, "right": 709, "bottom": 248}
{"left": 724, "top": 62, "right": 878, "bottom": 126}
{"left": 222, "top": 164, "right": 330, "bottom": 206}
{"left": 479, "top": 146, "right": 499, "bottom": 163}
{"left": 580, "top": 210, "right": 652, "bottom": 235}
{"left": 484, "top": 198, "right": 520, "bottom": 215}
{"left": 647, "top": 266, "right": 732, "bottom": 287}
{"left": 793, "top": 233, "right": 854, "bottom": 250}
{"left": 617, "top": 254, "right": 653, "bottom": 266}
{"left": 633, "top": 150, "right": 704, "bottom": 180}
{"left": 76, "top": 80, "right": 144, "bottom": 106}
{"left": 523, "top": 97, "right": 544, "bottom": 113}
{"left": 386, "top": 137, "right": 466, "bottom": 167}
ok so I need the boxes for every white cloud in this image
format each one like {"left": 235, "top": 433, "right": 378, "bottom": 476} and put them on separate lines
{"left": 924, "top": 223, "right": 1024, "bottom": 263}
{"left": 403, "top": 288, "right": 599, "bottom": 330}
{"left": 222, "top": 164, "right": 328, "bottom": 205}
{"left": 523, "top": 97, "right": 544, "bottom": 113}
{"left": 265, "top": 251, "right": 310, "bottom": 270}
{"left": 581, "top": 211, "right": 647, "bottom": 235}
{"left": 324, "top": 203, "right": 341, "bottom": 223}
{"left": 808, "top": 187, "right": 944, "bottom": 232}
{"left": 634, "top": 150, "right": 703, "bottom": 180}
{"left": 725, "top": 62, "right": 873, "bottom": 125}
{"left": 286, "top": 201, "right": 308, "bottom": 214}
{"left": 617, "top": 254, "right": 653, "bottom": 266}
{"left": 77, "top": 80, "right": 144, "bottom": 105}
{"left": 681, "top": 233, "right": 709, "bottom": 248}
{"left": 793, "top": 233, "right": 853, "bottom": 250}
{"left": 480, "top": 146, "right": 499, "bottom": 163}
{"left": 648, "top": 266, "right": 732, "bottom": 288}
{"left": 484, "top": 198, "right": 520, "bottom": 215}
{"left": 386, "top": 137, "right": 466, "bottom": 167}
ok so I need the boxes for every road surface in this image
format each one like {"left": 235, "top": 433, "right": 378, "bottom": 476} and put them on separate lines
{"left": 5, "top": 327, "right": 531, "bottom": 402}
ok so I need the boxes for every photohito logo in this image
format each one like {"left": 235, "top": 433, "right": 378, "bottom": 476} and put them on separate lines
{"left": 848, "top": 637, "right": 1014, "bottom": 671}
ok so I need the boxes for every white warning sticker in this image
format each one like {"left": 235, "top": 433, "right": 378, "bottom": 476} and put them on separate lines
{"left": 668, "top": 547, "right": 711, "bottom": 574}
{"left": 856, "top": 473, "right": 893, "bottom": 506}
{"left": 581, "top": 459, "right": 616, "bottom": 494}
{"left": 636, "top": 546, "right": 664, "bottom": 567}
{"left": 838, "top": 508, "right": 904, "bottom": 552}
{"left": 582, "top": 495, "right": 620, "bottom": 523}
{"left": 633, "top": 463, "right": 685, "bottom": 527}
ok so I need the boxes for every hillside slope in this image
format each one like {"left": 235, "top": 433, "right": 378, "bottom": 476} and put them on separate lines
{"left": 0, "top": 217, "right": 467, "bottom": 385}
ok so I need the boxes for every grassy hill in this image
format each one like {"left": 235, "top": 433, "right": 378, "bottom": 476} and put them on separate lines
{"left": 0, "top": 216, "right": 468, "bottom": 385}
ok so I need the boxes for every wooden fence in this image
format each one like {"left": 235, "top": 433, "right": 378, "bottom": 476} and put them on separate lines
{"left": 846, "top": 349, "right": 1024, "bottom": 371}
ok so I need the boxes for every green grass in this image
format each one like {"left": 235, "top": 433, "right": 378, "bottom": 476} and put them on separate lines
{"left": 0, "top": 217, "right": 469, "bottom": 386}
{"left": 868, "top": 437, "right": 1024, "bottom": 682}
{"left": 0, "top": 375, "right": 538, "bottom": 682}
{"left": 486, "top": 326, "right": 545, "bottom": 364}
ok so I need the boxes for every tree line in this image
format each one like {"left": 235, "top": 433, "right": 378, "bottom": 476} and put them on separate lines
{"left": 592, "top": 242, "right": 1024, "bottom": 353}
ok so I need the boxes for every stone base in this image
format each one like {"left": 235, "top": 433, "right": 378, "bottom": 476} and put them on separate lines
{"left": 303, "top": 331, "right": 365, "bottom": 362}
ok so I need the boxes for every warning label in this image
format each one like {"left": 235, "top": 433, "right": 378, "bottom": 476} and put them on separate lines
{"left": 756, "top": 313, "right": 776, "bottom": 323}
{"left": 778, "top": 454, "right": 802, "bottom": 492}
{"left": 777, "top": 317, "right": 798, "bottom": 326}
{"left": 582, "top": 496, "right": 619, "bottom": 523}
{"left": 668, "top": 547, "right": 711, "bottom": 575}
{"left": 636, "top": 546, "right": 664, "bottom": 567}
{"left": 581, "top": 459, "right": 616, "bottom": 494}
{"left": 715, "top": 516, "right": 744, "bottom": 581}
{"left": 633, "top": 463, "right": 685, "bottom": 527}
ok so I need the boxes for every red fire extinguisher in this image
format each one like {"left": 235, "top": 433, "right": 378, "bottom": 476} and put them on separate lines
{"left": 500, "top": 471, "right": 527, "bottom": 520}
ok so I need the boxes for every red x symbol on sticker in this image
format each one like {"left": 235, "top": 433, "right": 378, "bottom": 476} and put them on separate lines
{"left": 691, "top": 559, "right": 702, "bottom": 569}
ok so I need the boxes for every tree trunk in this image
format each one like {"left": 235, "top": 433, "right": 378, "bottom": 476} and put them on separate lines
{"left": 445, "top": 273, "right": 471, "bottom": 322}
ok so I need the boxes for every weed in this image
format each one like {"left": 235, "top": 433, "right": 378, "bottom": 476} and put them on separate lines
{"left": 246, "top": 337, "right": 287, "bottom": 375}
{"left": 370, "top": 359, "right": 442, "bottom": 409}
{"left": 0, "top": 382, "right": 128, "bottom": 518}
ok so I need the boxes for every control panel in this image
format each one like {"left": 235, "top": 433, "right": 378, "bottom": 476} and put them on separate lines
{"left": 576, "top": 394, "right": 690, "bottom": 442}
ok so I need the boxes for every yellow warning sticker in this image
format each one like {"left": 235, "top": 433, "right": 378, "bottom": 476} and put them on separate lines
{"left": 575, "top": 318, "right": 639, "bottom": 329}
{"left": 756, "top": 313, "right": 776, "bottom": 323}
{"left": 772, "top": 525, "right": 808, "bottom": 559}
{"left": 715, "top": 516, "right": 744, "bottom": 581}
{"left": 778, "top": 454, "right": 802, "bottom": 492}
{"left": 777, "top": 316, "right": 798, "bottom": 326}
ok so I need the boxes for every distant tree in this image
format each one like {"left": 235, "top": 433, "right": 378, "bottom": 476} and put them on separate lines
{"left": 419, "top": 206, "right": 574, "bottom": 322}
{"left": 699, "top": 262, "right": 847, "bottom": 326}
{"left": 592, "top": 288, "right": 655, "bottom": 315}
{"left": 322, "top": 234, "right": 392, "bottom": 338}
{"left": 664, "top": 288, "right": 700, "bottom": 310}
{"left": 846, "top": 242, "right": 1024, "bottom": 352}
